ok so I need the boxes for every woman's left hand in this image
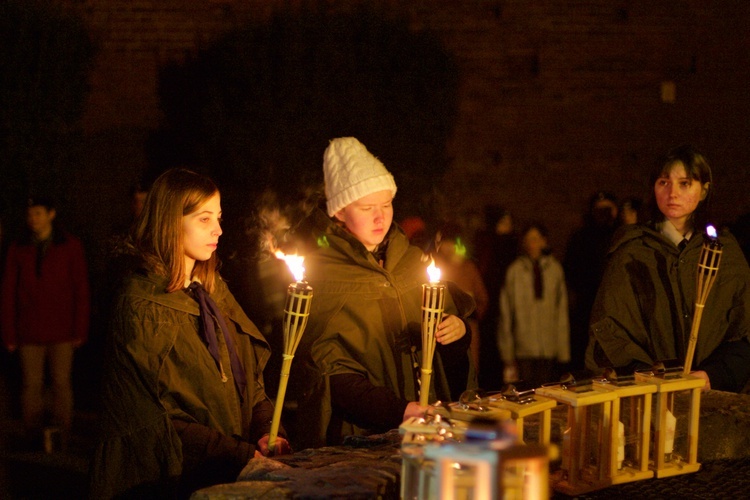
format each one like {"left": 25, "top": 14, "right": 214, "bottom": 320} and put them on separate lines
{"left": 435, "top": 314, "right": 466, "bottom": 345}
{"left": 256, "top": 434, "right": 293, "bottom": 457}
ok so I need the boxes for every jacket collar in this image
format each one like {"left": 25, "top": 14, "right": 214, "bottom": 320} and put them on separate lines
{"left": 608, "top": 222, "right": 696, "bottom": 256}
{"left": 657, "top": 220, "right": 693, "bottom": 247}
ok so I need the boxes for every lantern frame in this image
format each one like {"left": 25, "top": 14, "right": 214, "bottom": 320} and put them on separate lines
{"left": 536, "top": 384, "right": 617, "bottom": 495}
{"left": 593, "top": 376, "right": 657, "bottom": 484}
{"left": 634, "top": 371, "right": 704, "bottom": 478}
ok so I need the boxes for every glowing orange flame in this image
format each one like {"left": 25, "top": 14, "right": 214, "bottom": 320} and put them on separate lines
{"left": 275, "top": 250, "right": 306, "bottom": 282}
{"left": 427, "top": 259, "right": 442, "bottom": 283}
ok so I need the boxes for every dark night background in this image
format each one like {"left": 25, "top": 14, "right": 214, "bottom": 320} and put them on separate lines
{"left": 1, "top": 1, "right": 750, "bottom": 496}
{"left": 2, "top": 0, "right": 750, "bottom": 414}
{"left": 2, "top": 0, "right": 749, "bottom": 263}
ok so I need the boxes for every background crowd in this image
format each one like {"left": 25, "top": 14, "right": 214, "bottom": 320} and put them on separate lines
{"left": 1, "top": 140, "right": 750, "bottom": 497}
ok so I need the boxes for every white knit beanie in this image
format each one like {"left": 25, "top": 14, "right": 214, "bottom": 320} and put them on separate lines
{"left": 323, "top": 137, "right": 398, "bottom": 217}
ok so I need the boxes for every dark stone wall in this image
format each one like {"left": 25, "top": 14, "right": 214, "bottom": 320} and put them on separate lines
{"left": 53, "top": 0, "right": 750, "bottom": 255}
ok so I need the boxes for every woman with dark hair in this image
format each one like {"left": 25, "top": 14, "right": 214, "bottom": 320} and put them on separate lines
{"left": 89, "top": 168, "right": 290, "bottom": 499}
{"left": 586, "top": 145, "right": 750, "bottom": 392}
{"left": 1, "top": 197, "right": 90, "bottom": 448}
{"left": 433, "top": 221, "right": 488, "bottom": 398}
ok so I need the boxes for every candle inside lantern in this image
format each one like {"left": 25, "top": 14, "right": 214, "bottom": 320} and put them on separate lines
{"left": 420, "top": 259, "right": 446, "bottom": 406}
{"left": 268, "top": 251, "right": 313, "bottom": 452}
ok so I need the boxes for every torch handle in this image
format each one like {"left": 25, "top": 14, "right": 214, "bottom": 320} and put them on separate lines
{"left": 419, "top": 368, "right": 433, "bottom": 407}
{"left": 268, "top": 355, "right": 294, "bottom": 453}
{"left": 683, "top": 305, "right": 705, "bottom": 376}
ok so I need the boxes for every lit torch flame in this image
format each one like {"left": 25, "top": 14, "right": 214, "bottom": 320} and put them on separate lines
{"left": 275, "top": 250, "right": 306, "bottom": 282}
{"left": 706, "top": 225, "right": 717, "bottom": 240}
{"left": 427, "top": 259, "right": 442, "bottom": 283}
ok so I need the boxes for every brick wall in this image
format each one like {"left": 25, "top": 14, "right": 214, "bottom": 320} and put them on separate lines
{"left": 58, "top": 0, "right": 750, "bottom": 256}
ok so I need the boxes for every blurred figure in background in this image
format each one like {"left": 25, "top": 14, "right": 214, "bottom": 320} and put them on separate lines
{"left": 618, "top": 196, "right": 643, "bottom": 226}
{"left": 499, "top": 222, "right": 570, "bottom": 388}
{"left": 220, "top": 189, "right": 294, "bottom": 399}
{"left": 89, "top": 181, "right": 153, "bottom": 410}
{"left": 1, "top": 196, "right": 90, "bottom": 449}
{"left": 564, "top": 191, "right": 618, "bottom": 371}
{"left": 474, "top": 205, "right": 517, "bottom": 390}
{"left": 731, "top": 209, "right": 750, "bottom": 263}
{"left": 399, "top": 215, "right": 430, "bottom": 251}
{"left": 433, "top": 221, "right": 488, "bottom": 399}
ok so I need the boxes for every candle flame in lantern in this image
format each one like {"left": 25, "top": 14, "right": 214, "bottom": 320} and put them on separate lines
{"left": 706, "top": 225, "right": 717, "bottom": 239}
{"left": 427, "top": 259, "right": 442, "bottom": 283}
{"left": 275, "top": 250, "right": 306, "bottom": 282}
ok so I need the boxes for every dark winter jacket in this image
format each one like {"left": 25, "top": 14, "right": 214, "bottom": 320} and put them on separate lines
{"left": 89, "top": 271, "right": 276, "bottom": 498}
{"left": 586, "top": 223, "right": 750, "bottom": 392}
{"left": 289, "top": 209, "right": 476, "bottom": 449}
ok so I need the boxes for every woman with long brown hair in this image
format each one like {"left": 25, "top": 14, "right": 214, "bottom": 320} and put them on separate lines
{"left": 89, "top": 168, "right": 290, "bottom": 499}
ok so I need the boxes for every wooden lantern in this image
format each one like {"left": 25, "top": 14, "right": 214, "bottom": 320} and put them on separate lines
{"left": 635, "top": 360, "right": 705, "bottom": 478}
{"left": 536, "top": 374, "right": 617, "bottom": 495}
{"left": 593, "top": 368, "right": 656, "bottom": 484}
{"left": 487, "top": 383, "right": 557, "bottom": 445}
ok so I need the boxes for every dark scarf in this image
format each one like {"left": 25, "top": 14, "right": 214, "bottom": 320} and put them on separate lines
{"left": 34, "top": 236, "right": 52, "bottom": 277}
{"left": 532, "top": 258, "right": 543, "bottom": 299}
{"left": 188, "top": 282, "right": 247, "bottom": 401}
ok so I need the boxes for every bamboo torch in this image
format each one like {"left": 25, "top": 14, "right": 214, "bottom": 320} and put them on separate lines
{"left": 683, "top": 225, "right": 723, "bottom": 376}
{"left": 268, "top": 251, "right": 313, "bottom": 453}
{"left": 419, "top": 260, "right": 446, "bottom": 406}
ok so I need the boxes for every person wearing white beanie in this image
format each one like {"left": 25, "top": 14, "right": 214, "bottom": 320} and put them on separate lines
{"left": 286, "top": 137, "right": 477, "bottom": 449}
{"left": 323, "top": 137, "right": 397, "bottom": 218}
{"left": 322, "top": 137, "right": 398, "bottom": 252}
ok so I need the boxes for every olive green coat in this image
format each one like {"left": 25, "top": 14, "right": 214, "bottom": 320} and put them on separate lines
{"left": 89, "top": 271, "right": 272, "bottom": 498}
{"left": 289, "top": 210, "right": 476, "bottom": 449}
{"left": 586, "top": 224, "right": 750, "bottom": 388}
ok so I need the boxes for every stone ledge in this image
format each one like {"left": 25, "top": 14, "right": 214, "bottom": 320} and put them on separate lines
{"left": 192, "top": 390, "right": 750, "bottom": 499}
{"left": 193, "top": 433, "right": 403, "bottom": 500}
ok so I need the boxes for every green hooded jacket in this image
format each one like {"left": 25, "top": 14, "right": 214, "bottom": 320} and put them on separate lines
{"left": 89, "top": 271, "right": 273, "bottom": 498}
{"left": 586, "top": 223, "right": 750, "bottom": 391}
{"left": 289, "top": 209, "right": 476, "bottom": 449}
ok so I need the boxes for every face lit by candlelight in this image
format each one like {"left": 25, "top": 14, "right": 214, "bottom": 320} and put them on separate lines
{"left": 182, "top": 192, "right": 222, "bottom": 273}
{"left": 334, "top": 190, "right": 394, "bottom": 251}
{"left": 654, "top": 161, "right": 709, "bottom": 234}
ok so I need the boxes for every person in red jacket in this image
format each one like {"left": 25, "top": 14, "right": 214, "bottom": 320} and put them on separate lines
{"left": 1, "top": 197, "right": 90, "bottom": 447}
